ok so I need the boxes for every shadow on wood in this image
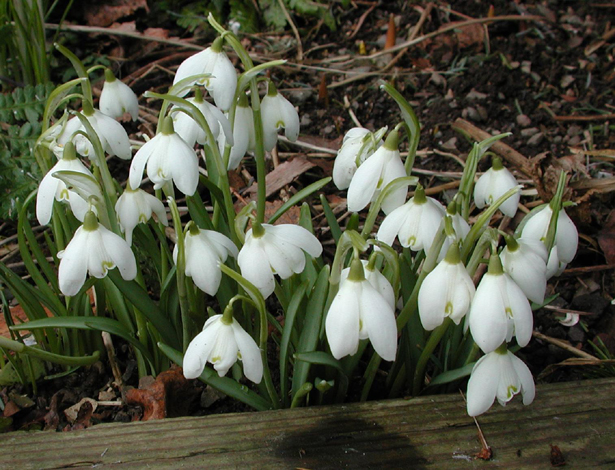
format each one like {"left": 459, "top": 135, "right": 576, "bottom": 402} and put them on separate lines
{"left": 1, "top": 378, "right": 614, "bottom": 469}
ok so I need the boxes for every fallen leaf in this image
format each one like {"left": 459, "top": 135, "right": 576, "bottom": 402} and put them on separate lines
{"left": 85, "top": 0, "right": 149, "bottom": 27}
{"left": 64, "top": 398, "right": 98, "bottom": 424}
{"left": 550, "top": 444, "right": 566, "bottom": 467}
{"left": 598, "top": 209, "right": 615, "bottom": 264}
{"left": 243, "top": 157, "right": 316, "bottom": 199}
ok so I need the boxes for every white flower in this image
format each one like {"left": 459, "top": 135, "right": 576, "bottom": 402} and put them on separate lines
{"left": 333, "top": 127, "right": 382, "bottom": 190}
{"left": 500, "top": 237, "right": 548, "bottom": 304}
{"left": 99, "top": 68, "right": 139, "bottom": 121}
{"left": 466, "top": 347, "right": 535, "bottom": 417}
{"left": 58, "top": 211, "right": 137, "bottom": 296}
{"left": 171, "top": 91, "right": 233, "bottom": 148}
{"left": 438, "top": 211, "right": 470, "bottom": 261}
{"left": 57, "top": 101, "right": 131, "bottom": 160}
{"left": 340, "top": 260, "right": 395, "bottom": 309}
{"left": 418, "top": 244, "right": 475, "bottom": 330}
{"left": 220, "top": 95, "right": 255, "bottom": 170}
{"left": 173, "top": 226, "right": 238, "bottom": 296}
{"left": 237, "top": 223, "right": 323, "bottom": 299}
{"left": 36, "top": 143, "right": 94, "bottom": 226}
{"left": 129, "top": 117, "right": 199, "bottom": 196}
{"left": 468, "top": 255, "right": 533, "bottom": 354}
{"left": 326, "top": 259, "right": 397, "bottom": 361}
{"left": 474, "top": 158, "right": 520, "bottom": 218}
{"left": 261, "top": 83, "right": 300, "bottom": 152}
{"left": 520, "top": 204, "right": 578, "bottom": 278}
{"left": 173, "top": 39, "right": 237, "bottom": 111}
{"left": 346, "top": 129, "right": 407, "bottom": 214}
{"left": 376, "top": 185, "right": 445, "bottom": 253}
{"left": 183, "top": 313, "right": 262, "bottom": 383}
{"left": 115, "top": 187, "right": 168, "bottom": 246}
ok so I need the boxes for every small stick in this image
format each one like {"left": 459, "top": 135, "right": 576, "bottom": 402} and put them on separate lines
{"left": 532, "top": 330, "right": 599, "bottom": 361}
{"left": 102, "top": 332, "right": 124, "bottom": 389}
{"left": 276, "top": 0, "right": 303, "bottom": 62}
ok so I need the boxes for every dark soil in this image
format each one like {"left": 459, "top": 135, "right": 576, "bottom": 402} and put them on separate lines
{"left": 3, "top": 0, "right": 615, "bottom": 432}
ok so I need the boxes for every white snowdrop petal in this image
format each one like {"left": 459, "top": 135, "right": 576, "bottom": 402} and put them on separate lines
{"left": 325, "top": 282, "right": 361, "bottom": 359}
{"left": 466, "top": 354, "right": 499, "bottom": 417}
{"left": 232, "top": 321, "right": 263, "bottom": 384}
{"left": 360, "top": 283, "right": 397, "bottom": 361}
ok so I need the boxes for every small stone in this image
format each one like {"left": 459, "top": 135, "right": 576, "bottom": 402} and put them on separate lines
{"left": 521, "top": 127, "right": 540, "bottom": 137}
{"left": 440, "top": 137, "right": 458, "bottom": 150}
{"left": 462, "top": 106, "right": 482, "bottom": 122}
{"left": 516, "top": 114, "right": 532, "bottom": 127}
{"left": 466, "top": 88, "right": 488, "bottom": 100}
{"left": 527, "top": 132, "right": 544, "bottom": 146}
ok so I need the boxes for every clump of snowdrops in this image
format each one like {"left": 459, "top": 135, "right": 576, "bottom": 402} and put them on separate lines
{"left": 2, "top": 15, "right": 578, "bottom": 416}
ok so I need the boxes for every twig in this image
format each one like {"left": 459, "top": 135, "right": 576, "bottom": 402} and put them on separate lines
{"left": 459, "top": 390, "right": 492, "bottom": 460}
{"left": 532, "top": 330, "right": 599, "bottom": 361}
{"left": 348, "top": 3, "right": 378, "bottom": 39}
{"left": 452, "top": 118, "right": 534, "bottom": 177}
{"left": 343, "top": 95, "right": 362, "bottom": 127}
{"left": 102, "top": 332, "right": 125, "bottom": 389}
{"left": 552, "top": 113, "right": 615, "bottom": 122}
{"left": 276, "top": 0, "right": 303, "bottom": 62}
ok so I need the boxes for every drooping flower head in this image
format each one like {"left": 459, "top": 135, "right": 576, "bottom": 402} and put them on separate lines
{"left": 99, "top": 68, "right": 139, "bottom": 121}
{"left": 237, "top": 223, "right": 323, "bottom": 299}
{"left": 173, "top": 223, "right": 238, "bottom": 296}
{"left": 473, "top": 157, "right": 520, "bottom": 218}
{"left": 500, "top": 235, "right": 548, "bottom": 304}
{"left": 36, "top": 142, "right": 94, "bottom": 226}
{"left": 261, "top": 81, "right": 300, "bottom": 152}
{"left": 520, "top": 203, "right": 578, "bottom": 279}
{"left": 466, "top": 345, "right": 535, "bottom": 417}
{"left": 468, "top": 253, "right": 533, "bottom": 354}
{"left": 173, "top": 37, "right": 237, "bottom": 111}
{"left": 325, "top": 259, "right": 397, "bottom": 361}
{"left": 171, "top": 87, "right": 233, "bottom": 148}
{"left": 220, "top": 93, "right": 255, "bottom": 170}
{"left": 57, "top": 100, "right": 132, "bottom": 161}
{"left": 376, "top": 184, "right": 445, "bottom": 253}
{"left": 333, "top": 127, "right": 383, "bottom": 190}
{"left": 129, "top": 116, "right": 199, "bottom": 196}
{"left": 58, "top": 211, "right": 137, "bottom": 296}
{"left": 346, "top": 129, "right": 407, "bottom": 214}
{"left": 115, "top": 186, "right": 168, "bottom": 246}
{"left": 418, "top": 244, "right": 475, "bottom": 330}
{"left": 183, "top": 304, "right": 262, "bottom": 383}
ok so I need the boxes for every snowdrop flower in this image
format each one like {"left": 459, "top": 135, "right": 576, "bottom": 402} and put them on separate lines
{"left": 500, "top": 236, "right": 548, "bottom": 304}
{"left": 171, "top": 88, "right": 232, "bottom": 148}
{"left": 377, "top": 184, "right": 445, "bottom": 253}
{"left": 474, "top": 157, "right": 520, "bottom": 218}
{"left": 468, "top": 254, "right": 533, "bottom": 353}
{"left": 520, "top": 204, "right": 578, "bottom": 278}
{"left": 173, "top": 224, "right": 238, "bottom": 296}
{"left": 58, "top": 211, "right": 137, "bottom": 296}
{"left": 418, "top": 244, "right": 475, "bottom": 330}
{"left": 129, "top": 116, "right": 199, "bottom": 196}
{"left": 220, "top": 94, "right": 255, "bottom": 170}
{"left": 36, "top": 142, "right": 93, "bottom": 226}
{"left": 237, "top": 223, "right": 323, "bottom": 299}
{"left": 340, "top": 259, "right": 395, "bottom": 309}
{"left": 261, "top": 82, "right": 300, "bottom": 152}
{"left": 466, "top": 346, "right": 535, "bottom": 417}
{"left": 99, "top": 68, "right": 139, "bottom": 121}
{"left": 333, "top": 127, "right": 383, "bottom": 190}
{"left": 346, "top": 129, "right": 407, "bottom": 214}
{"left": 57, "top": 100, "right": 131, "bottom": 161}
{"left": 326, "top": 259, "right": 397, "bottom": 361}
{"left": 173, "top": 37, "right": 237, "bottom": 111}
{"left": 183, "top": 307, "right": 262, "bottom": 383}
{"left": 115, "top": 187, "right": 168, "bottom": 246}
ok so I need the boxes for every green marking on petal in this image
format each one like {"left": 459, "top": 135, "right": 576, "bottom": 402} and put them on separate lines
{"left": 505, "top": 307, "right": 513, "bottom": 318}
{"left": 445, "top": 302, "right": 453, "bottom": 315}
{"left": 211, "top": 356, "right": 221, "bottom": 363}
{"left": 507, "top": 384, "right": 518, "bottom": 399}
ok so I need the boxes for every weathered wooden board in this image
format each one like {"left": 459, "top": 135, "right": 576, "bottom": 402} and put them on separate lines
{"left": 1, "top": 377, "right": 614, "bottom": 469}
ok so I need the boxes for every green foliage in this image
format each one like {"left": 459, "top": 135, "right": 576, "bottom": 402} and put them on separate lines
{"left": 0, "top": 82, "right": 54, "bottom": 219}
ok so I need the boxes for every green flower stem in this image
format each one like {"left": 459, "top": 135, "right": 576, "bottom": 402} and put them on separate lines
{"left": 412, "top": 317, "right": 452, "bottom": 396}
{"left": 0, "top": 335, "right": 100, "bottom": 367}
{"left": 290, "top": 382, "right": 313, "bottom": 408}
{"left": 168, "top": 198, "right": 197, "bottom": 350}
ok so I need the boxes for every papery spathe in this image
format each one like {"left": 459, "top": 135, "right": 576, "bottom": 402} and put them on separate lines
{"left": 183, "top": 314, "right": 262, "bottom": 383}
{"left": 58, "top": 211, "right": 137, "bottom": 296}
{"left": 237, "top": 223, "right": 322, "bottom": 299}
{"left": 466, "top": 347, "right": 535, "bottom": 416}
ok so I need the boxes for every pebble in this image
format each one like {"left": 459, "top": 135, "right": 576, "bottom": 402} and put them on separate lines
{"left": 516, "top": 114, "right": 532, "bottom": 127}
{"left": 527, "top": 132, "right": 544, "bottom": 146}
{"left": 521, "top": 127, "right": 540, "bottom": 137}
